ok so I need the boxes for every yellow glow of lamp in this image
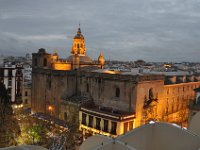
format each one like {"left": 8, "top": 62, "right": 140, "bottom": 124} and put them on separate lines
{"left": 48, "top": 106, "right": 53, "bottom": 111}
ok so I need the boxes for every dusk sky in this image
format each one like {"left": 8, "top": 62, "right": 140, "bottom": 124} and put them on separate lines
{"left": 0, "top": 0, "right": 200, "bottom": 62}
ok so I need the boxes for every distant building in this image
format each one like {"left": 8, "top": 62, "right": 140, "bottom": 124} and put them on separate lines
{"left": 22, "top": 83, "right": 31, "bottom": 108}
{"left": 0, "top": 63, "right": 23, "bottom": 102}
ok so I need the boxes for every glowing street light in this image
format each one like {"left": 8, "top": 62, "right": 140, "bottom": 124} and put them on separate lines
{"left": 48, "top": 105, "right": 53, "bottom": 115}
{"left": 48, "top": 106, "right": 53, "bottom": 111}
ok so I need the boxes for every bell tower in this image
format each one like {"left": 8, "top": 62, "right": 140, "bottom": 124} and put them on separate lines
{"left": 98, "top": 52, "right": 105, "bottom": 69}
{"left": 71, "top": 26, "right": 86, "bottom": 56}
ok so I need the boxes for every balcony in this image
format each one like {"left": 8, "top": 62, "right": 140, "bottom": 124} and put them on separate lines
{"left": 80, "top": 102, "right": 135, "bottom": 122}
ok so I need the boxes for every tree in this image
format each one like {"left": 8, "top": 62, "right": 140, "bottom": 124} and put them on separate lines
{"left": 0, "top": 82, "right": 10, "bottom": 124}
{"left": 28, "top": 125, "right": 45, "bottom": 144}
{"left": 0, "top": 82, "right": 20, "bottom": 147}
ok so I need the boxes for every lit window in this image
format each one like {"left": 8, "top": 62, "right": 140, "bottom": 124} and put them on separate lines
{"left": 129, "top": 121, "right": 133, "bottom": 130}
{"left": 124, "top": 122, "right": 128, "bottom": 133}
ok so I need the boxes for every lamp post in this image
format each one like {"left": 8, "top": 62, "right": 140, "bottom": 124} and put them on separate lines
{"left": 48, "top": 105, "right": 53, "bottom": 115}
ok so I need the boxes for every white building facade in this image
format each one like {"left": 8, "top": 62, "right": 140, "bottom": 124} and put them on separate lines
{"left": 0, "top": 63, "right": 23, "bottom": 102}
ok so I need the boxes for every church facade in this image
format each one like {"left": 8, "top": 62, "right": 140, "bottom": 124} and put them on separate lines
{"left": 31, "top": 27, "right": 200, "bottom": 137}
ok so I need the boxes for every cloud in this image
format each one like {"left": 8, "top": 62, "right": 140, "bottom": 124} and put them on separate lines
{"left": 2, "top": 32, "right": 67, "bottom": 41}
{"left": 0, "top": 0, "right": 200, "bottom": 61}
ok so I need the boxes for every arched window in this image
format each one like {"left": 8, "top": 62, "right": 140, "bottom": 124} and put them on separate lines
{"left": 116, "top": 87, "right": 120, "bottom": 98}
{"left": 77, "top": 43, "right": 80, "bottom": 48}
{"left": 149, "top": 88, "right": 154, "bottom": 100}
{"left": 64, "top": 112, "right": 67, "bottom": 121}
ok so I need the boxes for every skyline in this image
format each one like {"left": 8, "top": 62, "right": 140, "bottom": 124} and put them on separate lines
{"left": 1, "top": 0, "right": 200, "bottom": 62}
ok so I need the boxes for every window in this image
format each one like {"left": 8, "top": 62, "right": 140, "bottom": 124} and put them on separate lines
{"left": 82, "top": 113, "right": 87, "bottom": 125}
{"left": 8, "top": 70, "right": 12, "bottom": 77}
{"left": 149, "top": 88, "right": 154, "bottom": 100}
{"left": 77, "top": 43, "right": 80, "bottom": 48}
{"left": 34, "top": 58, "right": 37, "bottom": 66}
{"left": 0, "top": 69, "right": 4, "bottom": 77}
{"left": 115, "top": 87, "right": 120, "bottom": 98}
{"left": 167, "top": 89, "right": 169, "bottom": 95}
{"left": 111, "top": 122, "right": 117, "bottom": 135}
{"left": 16, "top": 70, "right": 21, "bottom": 76}
{"left": 88, "top": 115, "right": 93, "bottom": 127}
{"left": 43, "top": 58, "right": 47, "bottom": 66}
{"left": 124, "top": 122, "right": 128, "bottom": 133}
{"left": 98, "top": 78, "right": 101, "bottom": 84}
{"left": 197, "top": 96, "right": 200, "bottom": 105}
{"left": 25, "top": 91, "right": 28, "bottom": 96}
{"left": 103, "top": 119, "right": 108, "bottom": 132}
{"left": 64, "top": 112, "right": 67, "bottom": 121}
{"left": 7, "top": 88, "right": 11, "bottom": 94}
{"left": 166, "top": 98, "right": 169, "bottom": 114}
{"left": 25, "top": 99, "right": 28, "bottom": 104}
{"left": 96, "top": 117, "right": 101, "bottom": 130}
{"left": 86, "top": 84, "right": 89, "bottom": 93}
{"left": 8, "top": 80, "right": 12, "bottom": 86}
{"left": 47, "top": 76, "right": 51, "bottom": 89}
{"left": 0, "top": 78, "right": 3, "bottom": 83}
{"left": 129, "top": 121, "right": 133, "bottom": 130}
{"left": 172, "top": 98, "right": 174, "bottom": 112}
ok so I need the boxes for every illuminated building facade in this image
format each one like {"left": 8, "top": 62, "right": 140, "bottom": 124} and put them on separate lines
{"left": 31, "top": 27, "right": 200, "bottom": 137}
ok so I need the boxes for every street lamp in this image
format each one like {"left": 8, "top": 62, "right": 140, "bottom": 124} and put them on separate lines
{"left": 48, "top": 105, "right": 53, "bottom": 115}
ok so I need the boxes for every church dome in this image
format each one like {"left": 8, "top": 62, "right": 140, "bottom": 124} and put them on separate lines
{"left": 74, "top": 28, "right": 84, "bottom": 39}
{"left": 67, "top": 55, "right": 93, "bottom": 63}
